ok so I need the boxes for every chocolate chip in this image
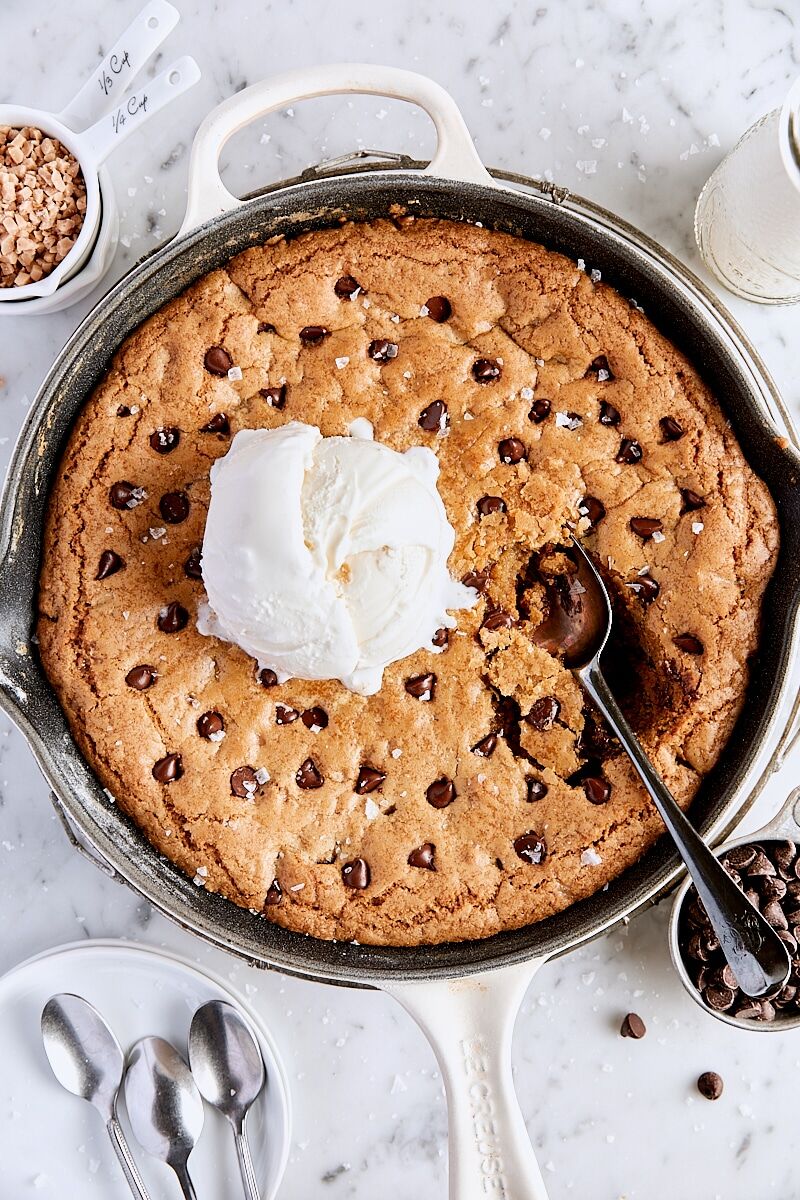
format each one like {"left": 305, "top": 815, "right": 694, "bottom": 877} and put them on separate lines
{"left": 257, "top": 322, "right": 276, "bottom": 334}
{"left": 759, "top": 999, "right": 777, "bottom": 1022}
{"left": 302, "top": 707, "right": 328, "bottom": 731}
{"left": 201, "top": 412, "right": 230, "bottom": 434}
{"left": 687, "top": 932, "right": 712, "bottom": 963}
{"left": 526, "top": 777, "right": 548, "bottom": 801}
{"left": 276, "top": 705, "right": 300, "bottom": 725}
{"left": 204, "top": 345, "right": 232, "bottom": 375}
{"left": 334, "top": 274, "right": 361, "bottom": 299}
{"left": 197, "top": 711, "right": 224, "bottom": 739}
{"left": 477, "top": 495, "right": 506, "bottom": 517}
{"left": 620, "top": 1012, "right": 646, "bottom": 1039}
{"left": 599, "top": 401, "right": 621, "bottom": 426}
{"left": 629, "top": 517, "right": 663, "bottom": 540}
{"left": 580, "top": 496, "right": 606, "bottom": 528}
{"left": 763, "top": 899, "right": 789, "bottom": 929}
{"left": 513, "top": 831, "right": 547, "bottom": 865}
{"left": 355, "top": 766, "right": 386, "bottom": 794}
{"left": 774, "top": 841, "right": 797, "bottom": 876}
{"left": 775, "top": 983, "right": 798, "bottom": 1007}
{"left": 462, "top": 567, "right": 491, "bottom": 593}
{"left": 529, "top": 398, "right": 551, "bottom": 423}
{"left": 660, "top": 416, "right": 685, "bottom": 442}
{"left": 261, "top": 385, "right": 287, "bottom": 410}
{"left": 427, "top": 778, "right": 456, "bottom": 808}
{"left": 125, "top": 665, "right": 157, "bottom": 690}
{"left": 117, "top": 405, "right": 131, "bottom": 417}
{"left": 265, "top": 879, "right": 283, "bottom": 907}
{"left": 259, "top": 668, "right": 278, "bottom": 688}
{"left": 296, "top": 758, "right": 324, "bottom": 789}
{"left": 727, "top": 844, "right": 757, "bottom": 871}
{"left": 408, "top": 843, "right": 436, "bottom": 869}
{"left": 96, "top": 550, "right": 124, "bottom": 580}
{"left": 152, "top": 753, "right": 183, "bottom": 783}
{"left": 109, "top": 481, "right": 143, "bottom": 509}
{"left": 418, "top": 400, "right": 448, "bottom": 431}
{"left": 778, "top": 929, "right": 798, "bottom": 955}
{"left": 472, "top": 358, "right": 502, "bottom": 383}
{"left": 703, "top": 985, "right": 735, "bottom": 1012}
{"left": 673, "top": 633, "right": 704, "bottom": 655}
{"left": 149, "top": 427, "right": 180, "bottom": 454}
{"left": 299, "top": 326, "right": 330, "bottom": 346}
{"left": 157, "top": 602, "right": 189, "bottom": 633}
{"left": 697, "top": 1071, "right": 723, "bottom": 1101}
{"left": 528, "top": 696, "right": 560, "bottom": 731}
{"left": 472, "top": 734, "right": 498, "bottom": 757}
{"left": 680, "top": 488, "right": 706, "bottom": 513}
{"left": 231, "top": 765, "right": 259, "bottom": 797}
{"left": 498, "top": 438, "right": 526, "bottom": 464}
{"left": 368, "top": 338, "right": 398, "bottom": 362}
{"left": 626, "top": 573, "right": 660, "bottom": 602}
{"left": 586, "top": 354, "right": 614, "bottom": 380}
{"left": 405, "top": 673, "right": 436, "bottom": 701}
{"left": 734, "top": 999, "right": 764, "bottom": 1020}
{"left": 482, "top": 609, "right": 515, "bottom": 632}
{"left": 184, "top": 546, "right": 203, "bottom": 579}
{"left": 424, "top": 296, "right": 452, "bottom": 322}
{"left": 616, "top": 438, "right": 643, "bottom": 464}
{"left": 761, "top": 876, "right": 787, "bottom": 902}
{"left": 342, "top": 858, "right": 370, "bottom": 889}
{"left": 583, "top": 775, "right": 611, "bottom": 804}
{"left": 159, "top": 490, "right": 190, "bottom": 524}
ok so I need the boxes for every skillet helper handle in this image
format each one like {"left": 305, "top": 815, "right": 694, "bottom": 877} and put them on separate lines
{"left": 385, "top": 959, "right": 551, "bottom": 1200}
{"left": 178, "top": 63, "right": 495, "bottom": 236}
{"left": 58, "top": 0, "right": 181, "bottom": 130}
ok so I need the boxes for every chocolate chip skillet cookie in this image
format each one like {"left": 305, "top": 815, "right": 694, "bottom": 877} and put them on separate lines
{"left": 37, "top": 217, "right": 779, "bottom": 945}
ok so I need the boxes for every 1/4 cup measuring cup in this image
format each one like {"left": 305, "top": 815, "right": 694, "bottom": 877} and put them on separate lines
{"left": 0, "top": 1, "right": 199, "bottom": 314}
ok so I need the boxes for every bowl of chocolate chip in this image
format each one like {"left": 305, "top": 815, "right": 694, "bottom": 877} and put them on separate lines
{"left": 670, "top": 785, "right": 800, "bottom": 1029}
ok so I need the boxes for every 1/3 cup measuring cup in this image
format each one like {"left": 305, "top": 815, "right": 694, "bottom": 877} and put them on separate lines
{"left": 0, "top": 1, "right": 199, "bottom": 314}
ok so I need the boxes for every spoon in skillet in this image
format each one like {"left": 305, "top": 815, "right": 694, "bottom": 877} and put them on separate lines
{"left": 532, "top": 537, "right": 790, "bottom": 999}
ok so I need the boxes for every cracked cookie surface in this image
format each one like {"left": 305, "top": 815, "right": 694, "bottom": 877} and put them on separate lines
{"left": 37, "top": 218, "right": 779, "bottom": 946}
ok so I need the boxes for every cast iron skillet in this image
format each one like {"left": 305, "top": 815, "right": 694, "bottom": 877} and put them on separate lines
{"left": 1, "top": 66, "right": 799, "bottom": 1200}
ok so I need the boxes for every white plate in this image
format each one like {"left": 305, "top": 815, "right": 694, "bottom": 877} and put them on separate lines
{"left": 0, "top": 939, "right": 291, "bottom": 1198}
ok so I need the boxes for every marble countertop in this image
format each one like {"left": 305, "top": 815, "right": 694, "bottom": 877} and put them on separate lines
{"left": 2, "top": 1, "right": 800, "bottom": 1196}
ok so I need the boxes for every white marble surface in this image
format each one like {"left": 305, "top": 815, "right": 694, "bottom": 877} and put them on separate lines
{"left": 2, "top": 1, "right": 800, "bottom": 1196}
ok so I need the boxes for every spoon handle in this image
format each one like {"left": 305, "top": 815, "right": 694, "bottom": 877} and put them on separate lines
{"left": 173, "top": 1162, "right": 198, "bottom": 1200}
{"left": 106, "top": 1118, "right": 153, "bottom": 1200}
{"left": 579, "top": 661, "right": 790, "bottom": 998}
{"left": 234, "top": 1129, "right": 262, "bottom": 1200}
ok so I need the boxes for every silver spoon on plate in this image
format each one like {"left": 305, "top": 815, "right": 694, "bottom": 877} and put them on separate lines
{"left": 189, "top": 1000, "right": 266, "bottom": 1200}
{"left": 532, "top": 538, "right": 790, "bottom": 999}
{"left": 125, "top": 1036, "right": 204, "bottom": 1200}
{"left": 41, "top": 993, "right": 151, "bottom": 1200}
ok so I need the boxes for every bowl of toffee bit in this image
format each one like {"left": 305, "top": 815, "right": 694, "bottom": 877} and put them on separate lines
{"left": 670, "top": 786, "right": 800, "bottom": 1029}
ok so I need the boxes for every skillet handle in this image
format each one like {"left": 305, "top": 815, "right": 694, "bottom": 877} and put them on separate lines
{"left": 385, "top": 959, "right": 551, "bottom": 1200}
{"left": 178, "top": 63, "right": 494, "bottom": 236}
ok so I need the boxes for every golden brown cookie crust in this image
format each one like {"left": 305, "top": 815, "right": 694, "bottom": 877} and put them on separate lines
{"left": 37, "top": 218, "right": 779, "bottom": 946}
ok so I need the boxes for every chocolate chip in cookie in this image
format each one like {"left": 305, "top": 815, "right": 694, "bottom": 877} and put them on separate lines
{"left": 261, "top": 385, "right": 287, "bottom": 410}
{"left": 355, "top": 766, "right": 386, "bottom": 794}
{"left": 334, "top": 274, "right": 362, "bottom": 299}
{"left": 408, "top": 843, "right": 436, "bottom": 869}
{"left": 529, "top": 397, "right": 551, "bottom": 423}
{"left": 477, "top": 495, "right": 506, "bottom": 517}
{"left": 629, "top": 517, "right": 663, "bottom": 540}
{"left": 197, "top": 711, "right": 224, "bottom": 739}
{"left": 96, "top": 550, "right": 124, "bottom": 580}
{"left": 342, "top": 858, "right": 370, "bottom": 888}
{"left": 616, "top": 438, "right": 643, "bottom": 464}
{"left": 299, "top": 326, "right": 330, "bottom": 346}
{"left": 231, "top": 765, "right": 259, "bottom": 797}
{"left": 159, "top": 491, "right": 190, "bottom": 524}
{"left": 204, "top": 345, "right": 232, "bottom": 375}
{"left": 513, "top": 832, "right": 547, "bottom": 864}
{"left": 157, "top": 602, "right": 189, "bottom": 634}
{"left": 405, "top": 673, "right": 436, "bottom": 701}
{"left": 419, "top": 400, "right": 448, "bottom": 432}
{"left": 528, "top": 696, "right": 560, "bottom": 731}
{"left": 427, "top": 778, "right": 456, "bottom": 808}
{"left": 149, "top": 427, "right": 180, "bottom": 454}
{"left": 472, "top": 734, "right": 498, "bottom": 757}
{"left": 109, "top": 481, "right": 145, "bottom": 510}
{"left": 201, "top": 412, "right": 230, "bottom": 435}
{"left": 184, "top": 546, "right": 203, "bottom": 579}
{"left": 472, "top": 358, "right": 502, "bottom": 383}
{"left": 660, "top": 416, "right": 685, "bottom": 442}
{"left": 368, "top": 338, "right": 398, "bottom": 362}
{"left": 673, "top": 633, "right": 704, "bottom": 655}
{"left": 125, "top": 665, "right": 157, "bottom": 690}
{"left": 423, "top": 295, "right": 452, "bottom": 322}
{"left": 152, "top": 753, "right": 183, "bottom": 783}
{"left": 296, "top": 758, "right": 324, "bottom": 789}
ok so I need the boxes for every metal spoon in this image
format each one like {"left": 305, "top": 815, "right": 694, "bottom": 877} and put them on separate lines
{"left": 41, "top": 994, "right": 151, "bottom": 1200}
{"left": 125, "top": 1037, "right": 204, "bottom": 1200}
{"left": 189, "top": 1001, "right": 265, "bottom": 1200}
{"left": 533, "top": 538, "right": 790, "bottom": 999}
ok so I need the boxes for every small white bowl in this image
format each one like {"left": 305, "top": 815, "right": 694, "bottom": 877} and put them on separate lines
{"left": 668, "top": 785, "right": 800, "bottom": 1031}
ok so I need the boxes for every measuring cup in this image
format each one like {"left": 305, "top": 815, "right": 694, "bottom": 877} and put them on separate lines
{"left": 669, "top": 785, "right": 800, "bottom": 1030}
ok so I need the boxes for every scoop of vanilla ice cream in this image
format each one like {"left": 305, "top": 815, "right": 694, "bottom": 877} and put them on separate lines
{"left": 198, "top": 420, "right": 474, "bottom": 695}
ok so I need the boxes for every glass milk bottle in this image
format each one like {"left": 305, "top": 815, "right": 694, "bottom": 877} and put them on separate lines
{"left": 695, "top": 77, "right": 800, "bottom": 303}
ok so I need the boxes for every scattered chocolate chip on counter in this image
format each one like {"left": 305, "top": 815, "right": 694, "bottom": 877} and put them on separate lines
{"left": 697, "top": 1071, "right": 724, "bottom": 1101}
{"left": 680, "top": 838, "right": 800, "bottom": 1022}
{"left": 1, "top": 125, "right": 87, "bottom": 288}
{"left": 620, "top": 1012, "right": 647, "bottom": 1039}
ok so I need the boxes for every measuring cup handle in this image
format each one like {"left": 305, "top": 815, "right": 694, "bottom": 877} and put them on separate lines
{"left": 178, "top": 63, "right": 495, "bottom": 237}
{"left": 57, "top": 1, "right": 180, "bottom": 131}
{"left": 80, "top": 56, "right": 201, "bottom": 168}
